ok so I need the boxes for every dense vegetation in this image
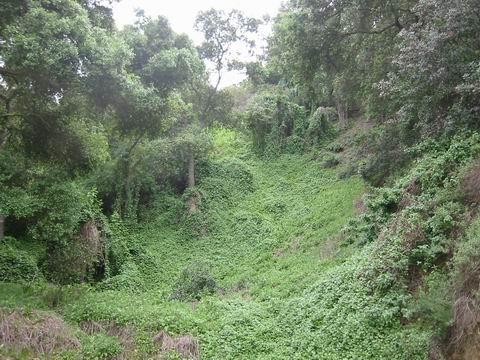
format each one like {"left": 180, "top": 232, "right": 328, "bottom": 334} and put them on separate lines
{"left": 1, "top": 0, "right": 480, "bottom": 359}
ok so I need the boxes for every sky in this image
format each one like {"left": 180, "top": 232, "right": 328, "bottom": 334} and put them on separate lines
{"left": 112, "top": 0, "right": 284, "bottom": 87}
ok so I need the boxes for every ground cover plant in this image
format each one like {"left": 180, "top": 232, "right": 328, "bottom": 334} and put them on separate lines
{"left": 1, "top": 0, "right": 480, "bottom": 358}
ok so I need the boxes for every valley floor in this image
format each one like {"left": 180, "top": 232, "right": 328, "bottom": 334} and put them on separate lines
{"left": 0, "top": 129, "right": 430, "bottom": 359}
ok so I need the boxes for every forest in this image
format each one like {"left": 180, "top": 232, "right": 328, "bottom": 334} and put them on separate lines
{"left": 1, "top": 0, "right": 480, "bottom": 359}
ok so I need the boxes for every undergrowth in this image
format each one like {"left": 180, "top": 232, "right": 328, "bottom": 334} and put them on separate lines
{"left": 2, "top": 127, "right": 479, "bottom": 359}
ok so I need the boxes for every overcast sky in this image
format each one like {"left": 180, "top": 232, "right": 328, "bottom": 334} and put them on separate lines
{"left": 112, "top": 0, "right": 284, "bottom": 86}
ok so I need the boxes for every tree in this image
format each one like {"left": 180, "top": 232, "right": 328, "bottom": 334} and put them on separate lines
{"left": 268, "top": 0, "right": 417, "bottom": 124}
{"left": 0, "top": 0, "right": 115, "bottom": 240}
{"left": 381, "top": 0, "right": 480, "bottom": 137}
{"left": 87, "top": 14, "right": 206, "bottom": 218}
{"left": 177, "top": 9, "right": 260, "bottom": 213}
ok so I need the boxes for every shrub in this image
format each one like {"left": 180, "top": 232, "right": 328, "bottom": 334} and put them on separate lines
{"left": 328, "top": 142, "right": 344, "bottom": 153}
{"left": 100, "top": 261, "right": 145, "bottom": 292}
{"left": 358, "top": 125, "right": 411, "bottom": 186}
{"left": 322, "top": 154, "right": 340, "bottom": 168}
{"left": 43, "top": 220, "right": 106, "bottom": 285}
{"left": 0, "top": 240, "right": 39, "bottom": 282}
{"left": 306, "top": 107, "right": 336, "bottom": 146}
{"left": 171, "top": 261, "right": 217, "bottom": 301}
{"left": 407, "top": 271, "right": 452, "bottom": 336}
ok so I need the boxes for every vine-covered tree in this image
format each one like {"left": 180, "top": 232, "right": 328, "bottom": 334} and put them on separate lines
{"left": 179, "top": 9, "right": 260, "bottom": 196}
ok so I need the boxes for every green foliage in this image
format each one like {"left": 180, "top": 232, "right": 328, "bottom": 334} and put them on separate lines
{"left": 55, "top": 129, "right": 368, "bottom": 359}
{"left": 195, "top": 8, "right": 260, "bottom": 75}
{"left": 451, "top": 217, "right": 480, "bottom": 308}
{"left": 305, "top": 107, "right": 336, "bottom": 146}
{"left": 407, "top": 271, "right": 452, "bottom": 336}
{"left": 171, "top": 261, "right": 217, "bottom": 301}
{"left": 245, "top": 88, "right": 307, "bottom": 155}
{"left": 81, "top": 333, "right": 123, "bottom": 360}
{"left": 0, "top": 152, "right": 41, "bottom": 220}
{"left": 29, "top": 182, "right": 106, "bottom": 284}
{"left": 358, "top": 124, "right": 412, "bottom": 186}
{"left": 198, "top": 158, "right": 254, "bottom": 206}
{"left": 245, "top": 91, "right": 337, "bottom": 156}
{"left": 274, "top": 261, "right": 429, "bottom": 359}
{"left": 322, "top": 154, "right": 340, "bottom": 169}
{"left": 0, "top": 238, "right": 40, "bottom": 283}
{"left": 32, "top": 182, "right": 101, "bottom": 246}
{"left": 101, "top": 261, "right": 145, "bottom": 292}
{"left": 2, "top": 0, "right": 480, "bottom": 357}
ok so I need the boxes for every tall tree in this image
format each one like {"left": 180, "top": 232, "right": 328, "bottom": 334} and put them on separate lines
{"left": 89, "top": 14, "right": 205, "bottom": 217}
{"left": 179, "top": 8, "right": 260, "bottom": 210}
{"left": 0, "top": 0, "right": 114, "bottom": 239}
{"left": 269, "top": 0, "right": 417, "bottom": 123}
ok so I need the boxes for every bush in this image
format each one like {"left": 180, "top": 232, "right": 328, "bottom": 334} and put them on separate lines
{"left": 328, "top": 142, "right": 344, "bottom": 153}
{"left": 358, "top": 125, "right": 411, "bottom": 186}
{"left": 100, "top": 261, "right": 145, "bottom": 292}
{"left": 322, "top": 154, "right": 340, "bottom": 168}
{"left": 43, "top": 220, "right": 106, "bottom": 285}
{"left": 171, "top": 261, "right": 217, "bottom": 301}
{"left": 197, "top": 159, "right": 254, "bottom": 208}
{"left": 0, "top": 240, "right": 39, "bottom": 282}
{"left": 407, "top": 271, "right": 452, "bottom": 336}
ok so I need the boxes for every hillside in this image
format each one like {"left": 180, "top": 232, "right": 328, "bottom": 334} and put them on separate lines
{"left": 1, "top": 0, "right": 480, "bottom": 359}
{"left": 2, "top": 128, "right": 368, "bottom": 358}
{"left": 4, "top": 125, "right": 479, "bottom": 359}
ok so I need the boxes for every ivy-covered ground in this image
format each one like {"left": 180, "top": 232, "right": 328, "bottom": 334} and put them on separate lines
{"left": 0, "top": 128, "right": 451, "bottom": 359}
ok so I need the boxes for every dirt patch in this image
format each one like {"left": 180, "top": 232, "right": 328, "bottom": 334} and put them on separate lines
{"left": 0, "top": 308, "right": 80, "bottom": 355}
{"left": 153, "top": 330, "right": 200, "bottom": 359}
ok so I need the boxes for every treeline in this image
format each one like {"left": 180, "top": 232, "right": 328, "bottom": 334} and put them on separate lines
{"left": 247, "top": 0, "right": 480, "bottom": 182}
{"left": 2, "top": 0, "right": 480, "bottom": 295}
{"left": 0, "top": 0, "right": 259, "bottom": 282}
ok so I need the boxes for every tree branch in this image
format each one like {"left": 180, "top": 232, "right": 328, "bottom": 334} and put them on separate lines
{"left": 0, "top": 67, "right": 19, "bottom": 79}
{"left": 339, "top": 21, "right": 400, "bottom": 37}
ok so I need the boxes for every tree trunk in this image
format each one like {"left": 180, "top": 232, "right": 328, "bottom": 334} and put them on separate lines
{"left": 123, "top": 170, "right": 131, "bottom": 217}
{"left": 336, "top": 101, "right": 348, "bottom": 128}
{"left": 0, "top": 214, "right": 5, "bottom": 241}
{"left": 187, "top": 150, "right": 199, "bottom": 214}
{"left": 187, "top": 150, "right": 195, "bottom": 188}
{"left": 0, "top": 130, "right": 8, "bottom": 153}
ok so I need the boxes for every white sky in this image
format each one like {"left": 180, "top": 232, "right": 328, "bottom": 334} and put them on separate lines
{"left": 112, "top": 0, "right": 284, "bottom": 87}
